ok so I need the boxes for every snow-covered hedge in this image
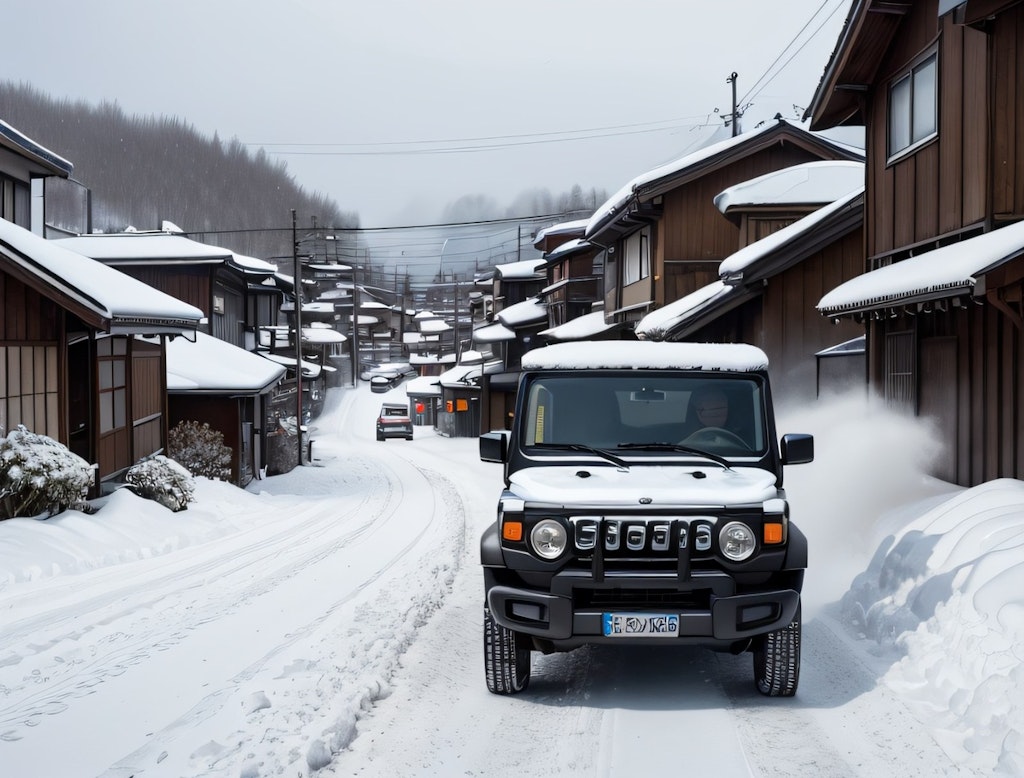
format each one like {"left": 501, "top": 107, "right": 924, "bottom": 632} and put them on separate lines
{"left": 125, "top": 454, "right": 196, "bottom": 512}
{"left": 0, "top": 425, "right": 95, "bottom": 519}
{"left": 167, "top": 421, "right": 232, "bottom": 481}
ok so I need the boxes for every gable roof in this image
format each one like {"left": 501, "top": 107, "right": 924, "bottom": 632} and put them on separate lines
{"left": 635, "top": 187, "right": 864, "bottom": 340}
{"left": 803, "top": 0, "right": 911, "bottom": 131}
{"left": 0, "top": 120, "right": 74, "bottom": 178}
{"left": 55, "top": 231, "right": 234, "bottom": 266}
{"left": 0, "top": 218, "right": 202, "bottom": 336}
{"left": 585, "top": 117, "right": 863, "bottom": 244}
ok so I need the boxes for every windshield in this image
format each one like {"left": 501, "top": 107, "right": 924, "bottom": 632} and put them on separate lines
{"left": 521, "top": 373, "right": 767, "bottom": 458}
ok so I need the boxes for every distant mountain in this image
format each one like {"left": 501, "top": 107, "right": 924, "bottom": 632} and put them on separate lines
{"left": 0, "top": 81, "right": 356, "bottom": 261}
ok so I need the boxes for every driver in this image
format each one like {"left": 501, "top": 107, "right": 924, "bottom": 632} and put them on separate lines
{"left": 693, "top": 388, "right": 729, "bottom": 430}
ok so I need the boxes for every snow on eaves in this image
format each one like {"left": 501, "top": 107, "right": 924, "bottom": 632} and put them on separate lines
{"left": 56, "top": 231, "right": 234, "bottom": 264}
{"left": 159, "top": 332, "right": 285, "bottom": 393}
{"left": 635, "top": 281, "right": 733, "bottom": 337}
{"left": 539, "top": 310, "right": 617, "bottom": 341}
{"left": 0, "top": 119, "right": 74, "bottom": 177}
{"left": 494, "top": 258, "right": 547, "bottom": 279}
{"left": 713, "top": 160, "right": 864, "bottom": 213}
{"left": 496, "top": 296, "right": 547, "bottom": 328}
{"left": 818, "top": 219, "right": 1024, "bottom": 315}
{"left": 719, "top": 186, "right": 863, "bottom": 279}
{"left": 0, "top": 218, "right": 203, "bottom": 332}
{"left": 472, "top": 321, "right": 515, "bottom": 343}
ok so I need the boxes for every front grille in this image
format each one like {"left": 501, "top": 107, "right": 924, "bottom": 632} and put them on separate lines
{"left": 576, "top": 587, "right": 712, "bottom": 610}
{"left": 571, "top": 516, "right": 715, "bottom": 560}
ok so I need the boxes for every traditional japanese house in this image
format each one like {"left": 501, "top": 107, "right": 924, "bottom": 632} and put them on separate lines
{"left": 805, "top": 0, "right": 1024, "bottom": 486}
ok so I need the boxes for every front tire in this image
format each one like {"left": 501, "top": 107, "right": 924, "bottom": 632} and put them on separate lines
{"left": 753, "top": 602, "right": 801, "bottom": 697}
{"left": 484, "top": 606, "right": 531, "bottom": 694}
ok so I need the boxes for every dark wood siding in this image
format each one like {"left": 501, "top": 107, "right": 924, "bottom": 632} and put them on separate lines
{"left": 866, "top": 9, "right": 989, "bottom": 260}
{"left": 991, "top": 4, "right": 1024, "bottom": 219}
{"left": 122, "top": 266, "right": 212, "bottom": 316}
{"left": 131, "top": 338, "right": 165, "bottom": 462}
{"left": 658, "top": 146, "right": 823, "bottom": 265}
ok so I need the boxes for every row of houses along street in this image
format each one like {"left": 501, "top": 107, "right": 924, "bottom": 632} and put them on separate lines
{"left": 4, "top": 0, "right": 1024, "bottom": 499}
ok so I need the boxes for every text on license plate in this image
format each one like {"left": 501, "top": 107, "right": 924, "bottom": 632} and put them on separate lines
{"left": 602, "top": 612, "right": 679, "bottom": 637}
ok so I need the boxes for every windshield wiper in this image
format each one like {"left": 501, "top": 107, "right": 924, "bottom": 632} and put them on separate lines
{"left": 533, "top": 442, "right": 629, "bottom": 470}
{"left": 616, "top": 442, "right": 732, "bottom": 470}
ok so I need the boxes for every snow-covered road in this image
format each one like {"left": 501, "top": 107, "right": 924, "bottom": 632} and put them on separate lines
{"left": 0, "top": 384, "right": 968, "bottom": 776}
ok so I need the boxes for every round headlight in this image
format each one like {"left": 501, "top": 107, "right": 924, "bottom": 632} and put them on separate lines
{"left": 530, "top": 519, "right": 568, "bottom": 560}
{"left": 719, "top": 521, "right": 756, "bottom": 561}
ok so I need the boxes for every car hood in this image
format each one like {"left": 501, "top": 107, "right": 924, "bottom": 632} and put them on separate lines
{"left": 508, "top": 464, "right": 778, "bottom": 508}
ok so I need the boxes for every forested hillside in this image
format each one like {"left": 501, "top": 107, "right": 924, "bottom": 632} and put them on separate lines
{"left": 0, "top": 81, "right": 355, "bottom": 259}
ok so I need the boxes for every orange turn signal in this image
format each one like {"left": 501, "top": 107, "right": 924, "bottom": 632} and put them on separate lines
{"left": 763, "top": 523, "right": 784, "bottom": 544}
{"left": 503, "top": 521, "right": 523, "bottom": 541}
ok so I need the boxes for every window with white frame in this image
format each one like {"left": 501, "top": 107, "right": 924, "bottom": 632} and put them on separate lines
{"left": 623, "top": 227, "right": 650, "bottom": 286}
{"left": 889, "top": 51, "right": 937, "bottom": 159}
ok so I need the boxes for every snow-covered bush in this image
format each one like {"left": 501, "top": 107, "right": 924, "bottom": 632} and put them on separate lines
{"left": 167, "top": 421, "right": 232, "bottom": 481}
{"left": 125, "top": 454, "right": 195, "bottom": 512}
{"left": 0, "top": 425, "right": 95, "bottom": 519}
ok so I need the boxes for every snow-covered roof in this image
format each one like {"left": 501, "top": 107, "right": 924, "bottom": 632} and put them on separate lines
{"left": 539, "top": 311, "right": 617, "bottom": 341}
{"left": 257, "top": 351, "right": 327, "bottom": 378}
{"left": 471, "top": 321, "right": 515, "bottom": 343}
{"left": 457, "top": 349, "right": 485, "bottom": 365}
{"left": 307, "top": 263, "right": 352, "bottom": 272}
{"left": 719, "top": 187, "right": 863, "bottom": 279}
{"left": 159, "top": 332, "right": 285, "bottom": 393}
{"left": 0, "top": 218, "right": 203, "bottom": 336}
{"left": 0, "top": 119, "right": 74, "bottom": 177}
{"left": 301, "top": 327, "right": 346, "bottom": 344}
{"left": 494, "top": 258, "right": 547, "bottom": 279}
{"left": 586, "top": 118, "right": 863, "bottom": 239}
{"left": 228, "top": 253, "right": 277, "bottom": 274}
{"left": 543, "top": 238, "right": 592, "bottom": 262}
{"left": 418, "top": 318, "right": 451, "bottom": 333}
{"left": 404, "top": 375, "right": 441, "bottom": 396}
{"left": 56, "top": 231, "right": 234, "bottom": 265}
{"left": 522, "top": 341, "right": 769, "bottom": 371}
{"left": 533, "top": 218, "right": 589, "bottom": 244}
{"left": 714, "top": 160, "right": 864, "bottom": 213}
{"left": 438, "top": 363, "right": 482, "bottom": 388}
{"left": 818, "top": 220, "right": 1024, "bottom": 316}
{"left": 635, "top": 281, "right": 738, "bottom": 338}
{"left": 496, "top": 296, "right": 547, "bottom": 328}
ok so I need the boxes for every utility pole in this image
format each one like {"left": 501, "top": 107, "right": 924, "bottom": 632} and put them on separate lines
{"left": 727, "top": 72, "right": 739, "bottom": 137}
{"left": 292, "top": 209, "right": 304, "bottom": 466}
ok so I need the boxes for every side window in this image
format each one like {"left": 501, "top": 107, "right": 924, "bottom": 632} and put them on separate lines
{"left": 888, "top": 51, "right": 937, "bottom": 159}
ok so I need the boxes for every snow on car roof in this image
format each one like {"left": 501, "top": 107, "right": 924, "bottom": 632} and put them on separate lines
{"left": 521, "top": 341, "right": 768, "bottom": 371}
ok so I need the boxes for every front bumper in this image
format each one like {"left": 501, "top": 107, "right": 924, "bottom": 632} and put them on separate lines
{"left": 486, "top": 570, "right": 799, "bottom": 649}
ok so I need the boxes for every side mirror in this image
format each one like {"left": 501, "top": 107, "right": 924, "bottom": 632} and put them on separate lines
{"left": 480, "top": 430, "right": 509, "bottom": 463}
{"left": 780, "top": 433, "right": 814, "bottom": 465}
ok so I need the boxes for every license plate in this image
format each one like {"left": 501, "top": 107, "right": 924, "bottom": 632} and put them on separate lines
{"left": 602, "top": 612, "right": 679, "bottom": 637}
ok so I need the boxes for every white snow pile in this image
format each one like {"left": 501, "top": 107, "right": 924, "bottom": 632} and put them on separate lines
{"left": 842, "top": 479, "right": 1024, "bottom": 774}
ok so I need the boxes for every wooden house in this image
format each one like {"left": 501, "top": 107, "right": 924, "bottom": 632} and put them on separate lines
{"left": 54, "top": 230, "right": 291, "bottom": 483}
{"left": 0, "top": 218, "right": 202, "bottom": 493}
{"left": 0, "top": 120, "right": 73, "bottom": 230}
{"left": 634, "top": 160, "right": 867, "bottom": 401}
{"left": 585, "top": 118, "right": 865, "bottom": 330}
{"left": 805, "top": 0, "right": 1024, "bottom": 486}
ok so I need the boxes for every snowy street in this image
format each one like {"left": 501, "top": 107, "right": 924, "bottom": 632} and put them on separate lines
{"left": 0, "top": 384, "right": 999, "bottom": 776}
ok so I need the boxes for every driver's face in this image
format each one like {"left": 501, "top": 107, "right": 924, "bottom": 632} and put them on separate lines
{"left": 696, "top": 392, "right": 728, "bottom": 427}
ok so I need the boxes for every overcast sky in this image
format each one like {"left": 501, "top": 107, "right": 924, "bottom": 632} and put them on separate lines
{"left": 6, "top": 0, "right": 853, "bottom": 230}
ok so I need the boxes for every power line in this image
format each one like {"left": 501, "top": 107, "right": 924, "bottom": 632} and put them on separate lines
{"left": 740, "top": 0, "right": 849, "bottom": 108}
{"left": 245, "top": 115, "right": 713, "bottom": 156}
